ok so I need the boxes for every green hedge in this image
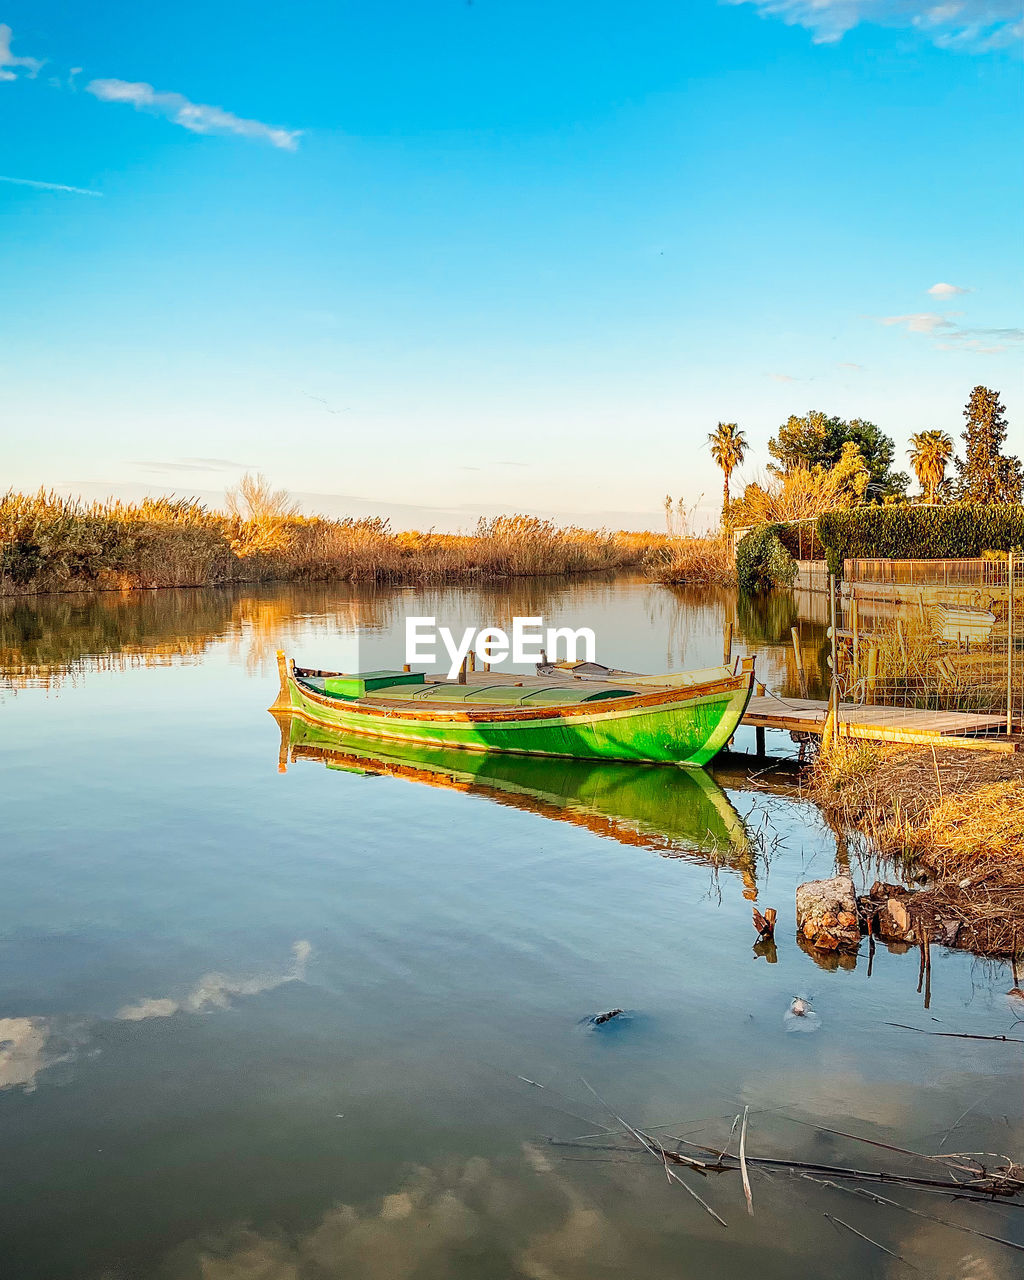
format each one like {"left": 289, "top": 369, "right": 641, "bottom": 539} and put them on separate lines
{"left": 736, "top": 526, "right": 798, "bottom": 593}
{"left": 817, "top": 504, "right": 1024, "bottom": 576}
{"left": 770, "top": 522, "right": 824, "bottom": 561}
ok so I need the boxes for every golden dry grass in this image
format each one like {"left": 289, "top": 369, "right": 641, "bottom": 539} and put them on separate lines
{"left": 1, "top": 490, "right": 671, "bottom": 595}
{"left": 915, "top": 778, "right": 1024, "bottom": 867}
{"left": 647, "top": 534, "right": 736, "bottom": 587}
{"left": 809, "top": 740, "right": 1024, "bottom": 954}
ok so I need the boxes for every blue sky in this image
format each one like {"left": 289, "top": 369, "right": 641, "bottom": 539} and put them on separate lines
{"left": 2, "top": 1, "right": 1021, "bottom": 529}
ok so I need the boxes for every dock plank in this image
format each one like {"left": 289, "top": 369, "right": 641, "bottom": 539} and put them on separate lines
{"left": 741, "top": 695, "right": 1014, "bottom": 751}
{"left": 416, "top": 673, "right": 1016, "bottom": 752}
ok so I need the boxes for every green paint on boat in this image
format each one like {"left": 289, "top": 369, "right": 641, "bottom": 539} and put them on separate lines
{"left": 323, "top": 669, "right": 425, "bottom": 698}
{"left": 272, "top": 652, "right": 755, "bottom": 768}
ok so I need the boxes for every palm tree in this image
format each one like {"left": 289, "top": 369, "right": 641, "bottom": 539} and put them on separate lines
{"left": 708, "top": 422, "right": 748, "bottom": 528}
{"left": 907, "top": 430, "right": 954, "bottom": 504}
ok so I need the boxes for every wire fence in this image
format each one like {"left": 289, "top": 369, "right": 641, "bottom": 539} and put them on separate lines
{"left": 831, "top": 554, "right": 1022, "bottom": 738}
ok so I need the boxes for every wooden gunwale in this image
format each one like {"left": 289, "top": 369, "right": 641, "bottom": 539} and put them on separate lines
{"left": 289, "top": 669, "right": 750, "bottom": 725}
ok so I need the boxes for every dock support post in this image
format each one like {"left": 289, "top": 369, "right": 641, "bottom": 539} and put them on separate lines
{"left": 755, "top": 725, "right": 766, "bottom": 755}
{"left": 829, "top": 573, "right": 840, "bottom": 737}
{"left": 791, "top": 627, "right": 807, "bottom": 697}
{"left": 1009, "top": 548, "right": 1016, "bottom": 736}
{"left": 723, "top": 621, "right": 733, "bottom": 665}
{"left": 458, "top": 655, "right": 468, "bottom": 684}
{"left": 866, "top": 644, "right": 878, "bottom": 703}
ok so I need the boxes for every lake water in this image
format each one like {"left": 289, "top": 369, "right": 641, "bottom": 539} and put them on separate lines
{"left": 2, "top": 577, "right": 1021, "bottom": 1279}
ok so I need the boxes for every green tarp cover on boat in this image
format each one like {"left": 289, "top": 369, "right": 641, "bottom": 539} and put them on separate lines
{"left": 361, "top": 682, "right": 632, "bottom": 706}
{"left": 323, "top": 670, "right": 425, "bottom": 697}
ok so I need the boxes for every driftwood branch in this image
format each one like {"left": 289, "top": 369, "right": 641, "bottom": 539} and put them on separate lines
{"left": 739, "top": 1106, "right": 753, "bottom": 1216}
{"left": 579, "top": 1079, "right": 727, "bottom": 1228}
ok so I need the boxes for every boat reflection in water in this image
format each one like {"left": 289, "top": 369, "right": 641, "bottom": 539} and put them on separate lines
{"left": 276, "top": 716, "right": 758, "bottom": 898}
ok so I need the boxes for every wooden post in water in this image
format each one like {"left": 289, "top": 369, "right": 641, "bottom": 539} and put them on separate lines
{"left": 1009, "top": 548, "right": 1016, "bottom": 736}
{"left": 791, "top": 627, "right": 807, "bottom": 698}
{"left": 468, "top": 650, "right": 476, "bottom": 673}
{"left": 723, "top": 621, "right": 733, "bottom": 666}
{"left": 896, "top": 618, "right": 908, "bottom": 668}
{"left": 851, "top": 596, "right": 861, "bottom": 700}
{"left": 458, "top": 655, "right": 468, "bottom": 684}
{"left": 751, "top": 679, "right": 767, "bottom": 755}
{"left": 829, "top": 573, "right": 840, "bottom": 738}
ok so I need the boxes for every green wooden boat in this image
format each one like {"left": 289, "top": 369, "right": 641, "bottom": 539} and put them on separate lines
{"left": 278, "top": 717, "right": 755, "bottom": 887}
{"left": 272, "top": 651, "right": 755, "bottom": 767}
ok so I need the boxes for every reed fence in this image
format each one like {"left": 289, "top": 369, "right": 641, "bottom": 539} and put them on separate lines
{"left": 828, "top": 555, "right": 1023, "bottom": 738}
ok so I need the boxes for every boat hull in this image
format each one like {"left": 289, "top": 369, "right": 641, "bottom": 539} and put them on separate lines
{"left": 273, "top": 654, "right": 754, "bottom": 767}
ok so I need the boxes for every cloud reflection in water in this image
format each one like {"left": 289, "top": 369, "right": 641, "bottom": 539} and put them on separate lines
{"left": 0, "top": 941, "right": 311, "bottom": 1091}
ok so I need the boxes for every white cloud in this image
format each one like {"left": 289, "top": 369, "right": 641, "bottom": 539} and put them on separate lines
{"left": 767, "top": 372, "right": 798, "bottom": 382}
{"left": 838, "top": 361, "right": 864, "bottom": 370}
{"left": 937, "top": 324, "right": 1024, "bottom": 352}
{"left": 879, "top": 310, "right": 1023, "bottom": 352}
{"left": 928, "top": 281, "right": 972, "bottom": 297}
{"left": 879, "top": 311, "right": 956, "bottom": 333}
{"left": 85, "top": 78, "right": 301, "bottom": 150}
{"left": 0, "top": 174, "right": 101, "bottom": 196}
{"left": 726, "top": 2, "right": 1024, "bottom": 50}
{"left": 0, "top": 22, "right": 43, "bottom": 80}
{"left": 0, "top": 26, "right": 301, "bottom": 149}
{"left": 132, "top": 456, "right": 255, "bottom": 474}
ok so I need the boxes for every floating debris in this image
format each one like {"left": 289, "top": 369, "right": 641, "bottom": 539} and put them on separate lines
{"left": 592, "top": 1009, "right": 624, "bottom": 1025}
{"left": 752, "top": 906, "right": 776, "bottom": 943}
{"left": 784, "top": 995, "right": 822, "bottom": 1034}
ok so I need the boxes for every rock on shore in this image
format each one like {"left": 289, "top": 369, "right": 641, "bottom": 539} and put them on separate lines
{"left": 795, "top": 874, "right": 861, "bottom": 951}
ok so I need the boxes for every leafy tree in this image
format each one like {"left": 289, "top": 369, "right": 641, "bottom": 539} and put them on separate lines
{"left": 707, "top": 422, "right": 748, "bottom": 528}
{"left": 955, "top": 386, "right": 1023, "bottom": 503}
{"left": 768, "top": 410, "right": 906, "bottom": 499}
{"left": 734, "top": 441, "right": 870, "bottom": 525}
{"left": 907, "top": 430, "right": 955, "bottom": 504}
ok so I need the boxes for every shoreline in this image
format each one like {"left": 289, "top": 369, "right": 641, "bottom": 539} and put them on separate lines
{"left": 0, "top": 561, "right": 638, "bottom": 601}
{"left": 808, "top": 741, "right": 1024, "bottom": 957}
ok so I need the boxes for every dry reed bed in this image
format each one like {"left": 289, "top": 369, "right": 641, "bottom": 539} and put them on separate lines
{"left": 647, "top": 534, "right": 736, "bottom": 587}
{"left": 809, "top": 741, "right": 1024, "bottom": 955}
{"left": 1, "top": 491, "right": 669, "bottom": 595}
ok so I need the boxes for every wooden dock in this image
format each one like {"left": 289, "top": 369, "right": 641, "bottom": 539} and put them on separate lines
{"left": 742, "top": 695, "right": 1018, "bottom": 752}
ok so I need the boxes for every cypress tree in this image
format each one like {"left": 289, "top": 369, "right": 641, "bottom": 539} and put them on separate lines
{"left": 956, "top": 386, "right": 1023, "bottom": 503}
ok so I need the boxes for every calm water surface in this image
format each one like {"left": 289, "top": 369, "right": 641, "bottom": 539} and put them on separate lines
{"left": 1, "top": 577, "right": 1021, "bottom": 1279}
